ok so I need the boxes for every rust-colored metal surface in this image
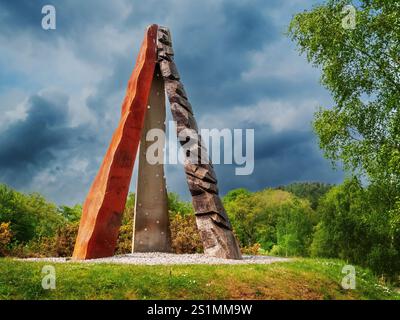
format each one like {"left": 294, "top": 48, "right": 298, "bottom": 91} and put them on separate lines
{"left": 72, "top": 24, "right": 158, "bottom": 260}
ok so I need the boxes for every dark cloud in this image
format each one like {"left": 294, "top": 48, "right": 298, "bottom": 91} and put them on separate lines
{"left": 0, "top": 91, "right": 89, "bottom": 186}
{"left": 211, "top": 128, "right": 343, "bottom": 196}
{"left": 0, "top": 0, "right": 344, "bottom": 204}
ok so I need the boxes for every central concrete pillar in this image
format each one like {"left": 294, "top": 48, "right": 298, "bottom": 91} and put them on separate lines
{"left": 132, "top": 65, "right": 171, "bottom": 252}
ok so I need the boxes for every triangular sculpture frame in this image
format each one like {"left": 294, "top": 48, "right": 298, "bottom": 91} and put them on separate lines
{"left": 72, "top": 24, "right": 242, "bottom": 260}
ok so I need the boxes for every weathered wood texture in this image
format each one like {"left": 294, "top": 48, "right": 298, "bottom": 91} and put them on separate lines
{"left": 133, "top": 64, "right": 171, "bottom": 252}
{"left": 157, "top": 26, "right": 242, "bottom": 259}
{"left": 72, "top": 25, "right": 158, "bottom": 260}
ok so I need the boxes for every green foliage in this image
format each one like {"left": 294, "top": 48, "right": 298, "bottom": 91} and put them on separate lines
{"left": 223, "top": 188, "right": 252, "bottom": 203}
{"left": 277, "top": 182, "right": 333, "bottom": 209}
{"left": 224, "top": 188, "right": 316, "bottom": 254}
{"left": 0, "top": 222, "right": 13, "bottom": 256}
{"left": 0, "top": 184, "right": 64, "bottom": 242}
{"left": 115, "top": 223, "right": 133, "bottom": 255}
{"left": 53, "top": 222, "right": 79, "bottom": 257}
{"left": 271, "top": 202, "right": 315, "bottom": 257}
{"left": 0, "top": 258, "right": 398, "bottom": 300}
{"left": 167, "top": 192, "right": 193, "bottom": 216}
{"left": 122, "top": 192, "right": 135, "bottom": 225}
{"left": 311, "top": 178, "right": 400, "bottom": 277}
{"left": 288, "top": 0, "right": 400, "bottom": 187}
{"left": 288, "top": 0, "right": 400, "bottom": 279}
{"left": 58, "top": 204, "right": 82, "bottom": 222}
{"left": 170, "top": 214, "right": 203, "bottom": 254}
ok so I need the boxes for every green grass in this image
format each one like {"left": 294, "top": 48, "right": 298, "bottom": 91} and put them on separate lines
{"left": 0, "top": 258, "right": 398, "bottom": 300}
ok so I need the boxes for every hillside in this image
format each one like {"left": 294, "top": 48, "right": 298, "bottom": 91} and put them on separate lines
{"left": 0, "top": 258, "right": 398, "bottom": 300}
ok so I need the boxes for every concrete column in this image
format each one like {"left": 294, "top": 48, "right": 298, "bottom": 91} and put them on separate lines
{"left": 132, "top": 65, "right": 171, "bottom": 252}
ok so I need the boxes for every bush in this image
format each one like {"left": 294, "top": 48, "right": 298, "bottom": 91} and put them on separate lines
{"left": 0, "top": 184, "right": 65, "bottom": 243}
{"left": 224, "top": 188, "right": 316, "bottom": 252}
{"left": 54, "top": 222, "right": 79, "bottom": 257}
{"left": 0, "top": 222, "right": 13, "bottom": 256}
{"left": 241, "top": 243, "right": 261, "bottom": 255}
{"left": 310, "top": 178, "right": 400, "bottom": 278}
{"left": 168, "top": 192, "right": 193, "bottom": 216}
{"left": 115, "top": 223, "right": 133, "bottom": 255}
{"left": 170, "top": 213, "right": 203, "bottom": 254}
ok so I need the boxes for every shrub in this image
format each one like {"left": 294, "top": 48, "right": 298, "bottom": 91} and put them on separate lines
{"left": 54, "top": 222, "right": 79, "bottom": 257}
{"left": 0, "top": 184, "right": 65, "bottom": 243}
{"left": 168, "top": 193, "right": 193, "bottom": 216}
{"left": 224, "top": 188, "right": 316, "bottom": 252}
{"left": 115, "top": 223, "right": 133, "bottom": 255}
{"left": 310, "top": 178, "right": 400, "bottom": 278}
{"left": 0, "top": 222, "right": 13, "bottom": 256}
{"left": 170, "top": 213, "right": 203, "bottom": 254}
{"left": 241, "top": 243, "right": 261, "bottom": 255}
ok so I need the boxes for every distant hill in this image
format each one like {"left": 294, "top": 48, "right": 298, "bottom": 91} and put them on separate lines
{"left": 276, "top": 182, "right": 333, "bottom": 209}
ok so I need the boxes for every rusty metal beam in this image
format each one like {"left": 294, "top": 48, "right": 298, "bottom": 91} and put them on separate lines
{"left": 72, "top": 25, "right": 158, "bottom": 260}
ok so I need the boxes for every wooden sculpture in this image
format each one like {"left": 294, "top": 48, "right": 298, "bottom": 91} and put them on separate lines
{"left": 72, "top": 24, "right": 242, "bottom": 260}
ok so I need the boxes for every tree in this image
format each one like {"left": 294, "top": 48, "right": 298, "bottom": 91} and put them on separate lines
{"left": 224, "top": 188, "right": 315, "bottom": 252}
{"left": 0, "top": 184, "right": 64, "bottom": 242}
{"left": 277, "top": 182, "right": 333, "bottom": 209}
{"left": 311, "top": 178, "right": 400, "bottom": 277}
{"left": 167, "top": 192, "right": 193, "bottom": 216}
{"left": 272, "top": 201, "right": 315, "bottom": 257}
{"left": 59, "top": 204, "right": 82, "bottom": 222}
{"left": 288, "top": 0, "right": 400, "bottom": 188}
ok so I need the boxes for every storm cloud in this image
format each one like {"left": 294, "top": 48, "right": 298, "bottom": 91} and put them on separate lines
{"left": 0, "top": 0, "right": 343, "bottom": 205}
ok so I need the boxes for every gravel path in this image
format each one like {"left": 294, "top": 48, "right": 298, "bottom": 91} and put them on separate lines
{"left": 20, "top": 253, "right": 290, "bottom": 265}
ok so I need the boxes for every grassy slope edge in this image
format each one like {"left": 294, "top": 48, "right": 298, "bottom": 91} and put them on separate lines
{"left": 0, "top": 258, "right": 398, "bottom": 300}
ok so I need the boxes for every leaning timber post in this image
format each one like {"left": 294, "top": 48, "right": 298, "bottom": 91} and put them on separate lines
{"left": 156, "top": 26, "right": 242, "bottom": 259}
{"left": 72, "top": 25, "right": 158, "bottom": 260}
{"left": 132, "top": 64, "right": 171, "bottom": 253}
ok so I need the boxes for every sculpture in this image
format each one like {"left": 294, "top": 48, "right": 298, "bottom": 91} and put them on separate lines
{"left": 72, "top": 24, "right": 242, "bottom": 260}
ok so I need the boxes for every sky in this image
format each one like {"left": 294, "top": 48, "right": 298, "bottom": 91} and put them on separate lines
{"left": 0, "top": 0, "right": 344, "bottom": 205}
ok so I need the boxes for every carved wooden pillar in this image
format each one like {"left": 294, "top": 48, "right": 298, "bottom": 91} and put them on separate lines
{"left": 156, "top": 26, "right": 242, "bottom": 259}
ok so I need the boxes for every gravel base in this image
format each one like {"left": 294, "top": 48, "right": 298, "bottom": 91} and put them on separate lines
{"left": 19, "top": 253, "right": 290, "bottom": 265}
